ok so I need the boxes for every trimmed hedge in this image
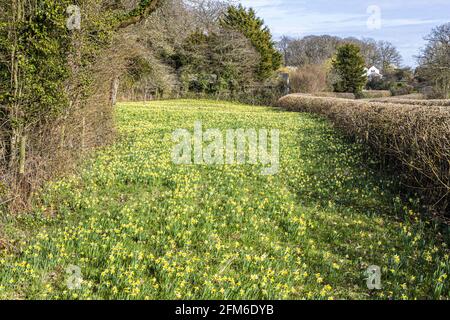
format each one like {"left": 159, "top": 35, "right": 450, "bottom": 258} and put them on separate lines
{"left": 361, "top": 90, "right": 391, "bottom": 99}
{"left": 311, "top": 92, "right": 356, "bottom": 99}
{"left": 369, "top": 98, "right": 450, "bottom": 106}
{"left": 277, "top": 94, "right": 450, "bottom": 215}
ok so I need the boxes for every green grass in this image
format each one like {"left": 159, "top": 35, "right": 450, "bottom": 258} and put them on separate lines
{"left": 0, "top": 99, "right": 449, "bottom": 300}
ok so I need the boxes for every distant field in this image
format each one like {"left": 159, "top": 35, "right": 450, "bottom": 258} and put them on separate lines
{"left": 0, "top": 100, "right": 449, "bottom": 300}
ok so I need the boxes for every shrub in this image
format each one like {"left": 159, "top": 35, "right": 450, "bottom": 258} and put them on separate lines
{"left": 277, "top": 94, "right": 450, "bottom": 215}
{"left": 289, "top": 64, "right": 328, "bottom": 93}
{"left": 366, "top": 77, "right": 389, "bottom": 90}
{"left": 370, "top": 98, "right": 450, "bottom": 106}
{"left": 421, "top": 85, "right": 450, "bottom": 100}
{"left": 0, "top": 0, "right": 162, "bottom": 211}
{"left": 390, "top": 82, "right": 414, "bottom": 96}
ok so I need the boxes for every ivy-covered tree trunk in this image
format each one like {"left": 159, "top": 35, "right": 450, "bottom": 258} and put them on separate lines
{"left": 0, "top": 0, "right": 164, "bottom": 208}
{"left": 7, "top": 0, "right": 24, "bottom": 171}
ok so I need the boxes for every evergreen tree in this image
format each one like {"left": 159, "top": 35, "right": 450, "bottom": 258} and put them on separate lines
{"left": 221, "top": 5, "right": 282, "bottom": 80}
{"left": 332, "top": 44, "right": 367, "bottom": 94}
{"left": 174, "top": 29, "right": 260, "bottom": 94}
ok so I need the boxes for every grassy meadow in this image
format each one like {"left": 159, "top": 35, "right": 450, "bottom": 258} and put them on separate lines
{"left": 0, "top": 99, "right": 449, "bottom": 300}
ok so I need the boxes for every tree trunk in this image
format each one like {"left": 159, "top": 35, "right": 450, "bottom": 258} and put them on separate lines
{"left": 7, "top": 0, "right": 23, "bottom": 171}
{"left": 18, "top": 134, "right": 26, "bottom": 175}
{"left": 110, "top": 75, "right": 120, "bottom": 107}
{"left": 8, "top": 130, "right": 17, "bottom": 169}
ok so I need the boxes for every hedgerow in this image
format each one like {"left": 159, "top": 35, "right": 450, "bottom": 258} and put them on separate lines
{"left": 361, "top": 90, "right": 392, "bottom": 99}
{"left": 369, "top": 98, "right": 450, "bottom": 106}
{"left": 310, "top": 92, "right": 356, "bottom": 99}
{"left": 277, "top": 94, "right": 450, "bottom": 215}
{"left": 0, "top": 0, "right": 161, "bottom": 211}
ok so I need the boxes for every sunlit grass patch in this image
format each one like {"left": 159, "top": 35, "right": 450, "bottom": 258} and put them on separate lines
{"left": 0, "top": 99, "right": 449, "bottom": 300}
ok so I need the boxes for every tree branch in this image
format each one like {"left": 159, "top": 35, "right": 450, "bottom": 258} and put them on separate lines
{"left": 117, "top": 0, "right": 162, "bottom": 30}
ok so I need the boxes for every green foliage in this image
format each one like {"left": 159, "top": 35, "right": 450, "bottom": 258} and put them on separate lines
{"left": 0, "top": 0, "right": 163, "bottom": 128}
{"left": 174, "top": 29, "right": 259, "bottom": 95}
{"left": 332, "top": 44, "right": 367, "bottom": 95}
{"left": 0, "top": 0, "right": 164, "bottom": 208}
{"left": 221, "top": 5, "right": 282, "bottom": 80}
{"left": 117, "top": 0, "right": 161, "bottom": 29}
{"left": 0, "top": 6, "right": 11, "bottom": 105}
{"left": 366, "top": 69, "right": 416, "bottom": 97}
{"left": 389, "top": 82, "right": 414, "bottom": 96}
{"left": 170, "top": 4, "right": 284, "bottom": 103}
{"left": 0, "top": 0, "right": 72, "bottom": 125}
{"left": 366, "top": 67, "right": 415, "bottom": 93}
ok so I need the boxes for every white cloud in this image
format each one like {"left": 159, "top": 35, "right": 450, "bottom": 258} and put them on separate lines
{"left": 236, "top": 0, "right": 449, "bottom": 66}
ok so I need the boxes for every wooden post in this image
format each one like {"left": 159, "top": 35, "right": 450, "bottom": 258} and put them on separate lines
{"left": 18, "top": 134, "right": 26, "bottom": 175}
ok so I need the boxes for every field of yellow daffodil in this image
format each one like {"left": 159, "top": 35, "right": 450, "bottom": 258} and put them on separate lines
{"left": 0, "top": 99, "right": 449, "bottom": 300}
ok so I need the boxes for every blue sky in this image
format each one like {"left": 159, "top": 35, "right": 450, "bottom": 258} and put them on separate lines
{"left": 239, "top": 0, "right": 450, "bottom": 67}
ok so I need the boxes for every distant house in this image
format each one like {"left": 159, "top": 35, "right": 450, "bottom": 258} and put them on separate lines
{"left": 364, "top": 66, "right": 383, "bottom": 79}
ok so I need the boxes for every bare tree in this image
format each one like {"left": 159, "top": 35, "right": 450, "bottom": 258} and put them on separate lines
{"left": 277, "top": 35, "right": 292, "bottom": 66}
{"left": 280, "top": 35, "right": 402, "bottom": 72}
{"left": 284, "top": 35, "right": 341, "bottom": 66}
{"left": 358, "top": 38, "right": 382, "bottom": 67}
{"left": 185, "top": 0, "right": 231, "bottom": 32}
{"left": 377, "top": 40, "right": 402, "bottom": 71}
{"left": 417, "top": 23, "right": 450, "bottom": 98}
